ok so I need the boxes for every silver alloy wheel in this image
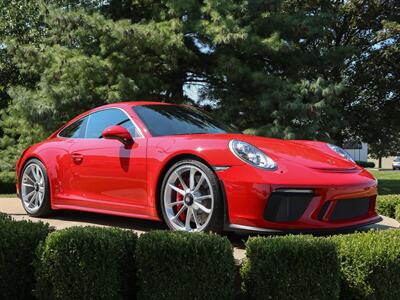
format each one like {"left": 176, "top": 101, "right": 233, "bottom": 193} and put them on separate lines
{"left": 163, "top": 164, "right": 214, "bottom": 232}
{"left": 21, "top": 163, "right": 45, "bottom": 214}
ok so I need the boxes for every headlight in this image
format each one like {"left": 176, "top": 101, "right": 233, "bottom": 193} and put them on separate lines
{"left": 229, "top": 140, "right": 277, "bottom": 170}
{"left": 327, "top": 144, "right": 355, "bottom": 163}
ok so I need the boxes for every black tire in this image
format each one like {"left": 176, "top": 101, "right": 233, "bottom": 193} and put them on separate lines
{"left": 160, "top": 159, "right": 223, "bottom": 233}
{"left": 19, "top": 158, "right": 52, "bottom": 217}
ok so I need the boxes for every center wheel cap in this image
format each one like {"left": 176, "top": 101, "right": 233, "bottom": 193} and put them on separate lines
{"left": 184, "top": 194, "right": 194, "bottom": 206}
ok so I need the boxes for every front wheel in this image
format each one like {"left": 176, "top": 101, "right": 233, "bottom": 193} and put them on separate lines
{"left": 160, "top": 159, "right": 223, "bottom": 233}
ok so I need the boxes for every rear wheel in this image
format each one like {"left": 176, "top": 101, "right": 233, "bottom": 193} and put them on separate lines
{"left": 20, "top": 159, "right": 52, "bottom": 217}
{"left": 160, "top": 159, "right": 223, "bottom": 232}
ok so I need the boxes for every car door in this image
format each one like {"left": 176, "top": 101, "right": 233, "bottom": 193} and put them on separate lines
{"left": 66, "top": 108, "right": 149, "bottom": 215}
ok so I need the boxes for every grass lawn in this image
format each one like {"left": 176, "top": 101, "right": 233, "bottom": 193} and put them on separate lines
{"left": 369, "top": 170, "right": 400, "bottom": 195}
{"left": 0, "top": 194, "right": 17, "bottom": 198}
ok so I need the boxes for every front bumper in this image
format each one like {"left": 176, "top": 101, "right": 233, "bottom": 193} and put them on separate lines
{"left": 217, "top": 164, "right": 380, "bottom": 232}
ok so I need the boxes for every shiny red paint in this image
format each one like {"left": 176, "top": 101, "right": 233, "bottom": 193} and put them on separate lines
{"left": 16, "top": 101, "right": 381, "bottom": 232}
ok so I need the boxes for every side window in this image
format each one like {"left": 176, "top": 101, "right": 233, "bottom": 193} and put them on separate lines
{"left": 58, "top": 117, "right": 87, "bottom": 138}
{"left": 85, "top": 109, "right": 140, "bottom": 138}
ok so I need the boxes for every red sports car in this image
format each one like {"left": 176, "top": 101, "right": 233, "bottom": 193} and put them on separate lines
{"left": 16, "top": 102, "right": 381, "bottom": 233}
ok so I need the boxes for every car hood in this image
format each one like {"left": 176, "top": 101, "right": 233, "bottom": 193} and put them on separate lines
{"left": 224, "top": 134, "right": 357, "bottom": 171}
{"left": 254, "top": 140, "right": 356, "bottom": 171}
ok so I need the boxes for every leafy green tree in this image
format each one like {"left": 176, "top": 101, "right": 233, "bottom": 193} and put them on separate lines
{"left": 198, "top": 0, "right": 348, "bottom": 140}
{"left": 0, "top": 0, "right": 46, "bottom": 100}
{"left": 200, "top": 0, "right": 399, "bottom": 146}
{"left": 8, "top": 6, "right": 198, "bottom": 130}
{"left": 0, "top": 1, "right": 210, "bottom": 184}
{"left": 0, "top": 0, "right": 49, "bottom": 186}
{"left": 0, "top": 0, "right": 399, "bottom": 189}
{"left": 347, "top": 18, "right": 400, "bottom": 166}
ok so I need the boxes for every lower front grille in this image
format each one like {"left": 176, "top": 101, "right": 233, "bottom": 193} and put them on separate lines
{"left": 317, "top": 200, "right": 332, "bottom": 221}
{"left": 264, "top": 192, "right": 313, "bottom": 222}
{"left": 329, "top": 198, "right": 370, "bottom": 221}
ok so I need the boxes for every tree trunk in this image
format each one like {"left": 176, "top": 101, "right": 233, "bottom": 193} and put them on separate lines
{"left": 378, "top": 156, "right": 382, "bottom": 169}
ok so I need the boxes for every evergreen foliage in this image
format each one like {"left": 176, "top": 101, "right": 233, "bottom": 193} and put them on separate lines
{"left": 0, "top": 0, "right": 399, "bottom": 185}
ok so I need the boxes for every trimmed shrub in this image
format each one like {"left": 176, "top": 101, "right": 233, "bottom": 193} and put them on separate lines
{"left": 395, "top": 204, "right": 400, "bottom": 222}
{"left": 356, "top": 161, "right": 375, "bottom": 168}
{"left": 35, "top": 226, "right": 137, "bottom": 300}
{"left": 0, "top": 212, "right": 12, "bottom": 222}
{"left": 136, "top": 231, "right": 235, "bottom": 300}
{"left": 241, "top": 235, "right": 340, "bottom": 300}
{"left": 0, "top": 219, "right": 50, "bottom": 300}
{"left": 332, "top": 230, "right": 400, "bottom": 300}
{"left": 376, "top": 195, "right": 400, "bottom": 218}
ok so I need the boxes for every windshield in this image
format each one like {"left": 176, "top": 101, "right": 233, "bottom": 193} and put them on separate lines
{"left": 395, "top": 157, "right": 400, "bottom": 162}
{"left": 133, "top": 104, "right": 238, "bottom": 137}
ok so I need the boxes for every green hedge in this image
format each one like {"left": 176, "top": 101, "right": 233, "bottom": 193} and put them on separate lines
{"left": 332, "top": 230, "right": 400, "bottom": 300}
{"left": 0, "top": 217, "right": 50, "bottom": 300}
{"left": 35, "top": 226, "right": 137, "bottom": 300}
{"left": 376, "top": 195, "right": 400, "bottom": 218}
{"left": 355, "top": 161, "right": 375, "bottom": 168}
{"left": 3, "top": 214, "right": 400, "bottom": 300}
{"left": 136, "top": 231, "right": 235, "bottom": 300}
{"left": 0, "top": 171, "right": 16, "bottom": 193}
{"left": 241, "top": 235, "right": 340, "bottom": 300}
{"left": 395, "top": 204, "right": 400, "bottom": 222}
{"left": 0, "top": 212, "right": 11, "bottom": 222}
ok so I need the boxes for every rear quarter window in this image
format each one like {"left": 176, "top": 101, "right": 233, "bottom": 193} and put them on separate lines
{"left": 58, "top": 117, "right": 87, "bottom": 138}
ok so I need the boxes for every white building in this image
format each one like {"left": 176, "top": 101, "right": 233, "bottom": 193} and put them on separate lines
{"left": 344, "top": 142, "right": 368, "bottom": 162}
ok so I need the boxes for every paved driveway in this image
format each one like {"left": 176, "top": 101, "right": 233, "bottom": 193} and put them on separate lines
{"left": 1, "top": 197, "right": 399, "bottom": 260}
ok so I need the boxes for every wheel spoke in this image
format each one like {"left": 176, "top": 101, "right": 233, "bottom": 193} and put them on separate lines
{"left": 168, "top": 183, "right": 185, "bottom": 196}
{"left": 34, "top": 193, "right": 40, "bottom": 206}
{"left": 37, "top": 192, "right": 43, "bottom": 205}
{"left": 175, "top": 171, "right": 188, "bottom": 190}
{"left": 24, "top": 175, "right": 35, "bottom": 184}
{"left": 193, "top": 174, "right": 205, "bottom": 192}
{"left": 28, "top": 192, "right": 37, "bottom": 206}
{"left": 195, "top": 194, "right": 211, "bottom": 201}
{"left": 36, "top": 167, "right": 41, "bottom": 182}
{"left": 172, "top": 206, "right": 187, "bottom": 221}
{"left": 22, "top": 183, "right": 34, "bottom": 188}
{"left": 31, "top": 166, "right": 39, "bottom": 182}
{"left": 25, "top": 190, "right": 35, "bottom": 203}
{"left": 189, "top": 168, "right": 196, "bottom": 190}
{"left": 185, "top": 207, "right": 192, "bottom": 231}
{"left": 192, "top": 210, "right": 200, "bottom": 229}
{"left": 167, "top": 200, "right": 184, "bottom": 207}
{"left": 194, "top": 202, "right": 211, "bottom": 214}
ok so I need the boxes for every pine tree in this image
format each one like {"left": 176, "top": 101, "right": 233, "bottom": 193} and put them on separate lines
{"left": 0, "top": 0, "right": 399, "bottom": 187}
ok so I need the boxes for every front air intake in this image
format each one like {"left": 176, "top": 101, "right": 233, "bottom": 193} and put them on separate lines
{"left": 329, "top": 198, "right": 370, "bottom": 221}
{"left": 264, "top": 191, "right": 314, "bottom": 222}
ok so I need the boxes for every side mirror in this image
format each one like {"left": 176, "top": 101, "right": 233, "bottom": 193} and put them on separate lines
{"left": 102, "top": 125, "right": 133, "bottom": 145}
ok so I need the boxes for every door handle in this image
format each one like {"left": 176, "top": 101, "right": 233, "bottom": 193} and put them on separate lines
{"left": 71, "top": 153, "right": 83, "bottom": 164}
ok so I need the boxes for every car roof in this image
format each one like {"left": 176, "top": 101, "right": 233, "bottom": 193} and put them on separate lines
{"left": 100, "top": 101, "right": 176, "bottom": 108}
{"left": 48, "top": 101, "right": 178, "bottom": 138}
